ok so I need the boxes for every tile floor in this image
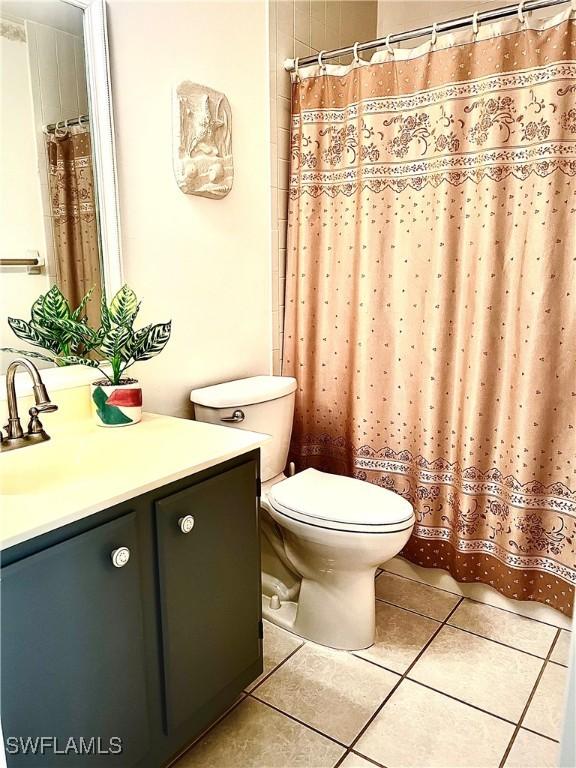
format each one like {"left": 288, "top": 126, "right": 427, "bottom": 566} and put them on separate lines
{"left": 175, "top": 569, "right": 571, "bottom": 768}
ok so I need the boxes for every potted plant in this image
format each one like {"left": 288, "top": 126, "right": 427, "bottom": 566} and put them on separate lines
{"left": 2, "top": 285, "right": 171, "bottom": 428}
{"left": 1, "top": 285, "right": 100, "bottom": 366}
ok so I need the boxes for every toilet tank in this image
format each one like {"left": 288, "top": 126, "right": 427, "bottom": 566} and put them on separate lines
{"left": 190, "top": 376, "right": 297, "bottom": 482}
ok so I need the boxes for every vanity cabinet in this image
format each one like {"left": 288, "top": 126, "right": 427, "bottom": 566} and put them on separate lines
{"left": 155, "top": 462, "right": 261, "bottom": 734}
{"left": 1, "top": 513, "right": 150, "bottom": 767}
{"left": 0, "top": 451, "right": 262, "bottom": 768}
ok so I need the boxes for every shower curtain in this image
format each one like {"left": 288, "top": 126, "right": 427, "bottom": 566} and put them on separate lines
{"left": 283, "top": 8, "right": 576, "bottom": 615}
{"left": 46, "top": 125, "right": 102, "bottom": 326}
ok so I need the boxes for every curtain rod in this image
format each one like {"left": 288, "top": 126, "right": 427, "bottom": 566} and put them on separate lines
{"left": 283, "top": 0, "right": 570, "bottom": 71}
{"left": 44, "top": 114, "right": 89, "bottom": 134}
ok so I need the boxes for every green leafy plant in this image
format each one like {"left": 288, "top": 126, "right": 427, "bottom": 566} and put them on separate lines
{"left": 1, "top": 285, "right": 100, "bottom": 365}
{"left": 2, "top": 285, "right": 172, "bottom": 386}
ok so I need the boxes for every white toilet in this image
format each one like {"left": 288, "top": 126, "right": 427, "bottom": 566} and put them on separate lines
{"left": 191, "top": 376, "right": 415, "bottom": 651}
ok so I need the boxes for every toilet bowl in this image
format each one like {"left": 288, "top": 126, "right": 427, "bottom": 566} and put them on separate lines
{"left": 261, "top": 468, "right": 414, "bottom": 649}
{"left": 190, "top": 376, "right": 415, "bottom": 651}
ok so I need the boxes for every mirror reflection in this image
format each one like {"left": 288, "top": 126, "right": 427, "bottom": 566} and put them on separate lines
{"left": 0, "top": 0, "right": 103, "bottom": 373}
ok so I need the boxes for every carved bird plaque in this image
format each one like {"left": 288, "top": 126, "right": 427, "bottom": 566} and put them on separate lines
{"left": 173, "top": 81, "right": 233, "bottom": 199}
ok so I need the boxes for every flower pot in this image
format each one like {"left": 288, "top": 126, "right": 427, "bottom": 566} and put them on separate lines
{"left": 91, "top": 379, "right": 142, "bottom": 427}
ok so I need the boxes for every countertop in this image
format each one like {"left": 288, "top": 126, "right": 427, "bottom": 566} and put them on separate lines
{"left": 0, "top": 413, "right": 269, "bottom": 550}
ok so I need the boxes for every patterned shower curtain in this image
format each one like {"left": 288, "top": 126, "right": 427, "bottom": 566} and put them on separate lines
{"left": 46, "top": 126, "right": 102, "bottom": 326}
{"left": 283, "top": 9, "right": 576, "bottom": 615}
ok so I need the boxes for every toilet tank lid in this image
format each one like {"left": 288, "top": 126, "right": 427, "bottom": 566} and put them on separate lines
{"left": 190, "top": 376, "right": 297, "bottom": 408}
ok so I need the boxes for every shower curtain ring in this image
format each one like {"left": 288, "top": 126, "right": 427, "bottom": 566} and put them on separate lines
{"left": 353, "top": 42, "right": 360, "bottom": 63}
{"left": 517, "top": 0, "right": 527, "bottom": 26}
{"left": 385, "top": 34, "right": 394, "bottom": 56}
{"left": 472, "top": 11, "right": 480, "bottom": 37}
{"left": 318, "top": 50, "right": 327, "bottom": 71}
{"left": 431, "top": 22, "right": 438, "bottom": 47}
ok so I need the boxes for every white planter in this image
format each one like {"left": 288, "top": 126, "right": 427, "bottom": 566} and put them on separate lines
{"left": 90, "top": 379, "right": 142, "bottom": 427}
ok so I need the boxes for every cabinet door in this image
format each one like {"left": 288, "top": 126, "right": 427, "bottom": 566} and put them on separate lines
{"left": 155, "top": 460, "right": 260, "bottom": 733}
{"left": 1, "top": 513, "right": 151, "bottom": 767}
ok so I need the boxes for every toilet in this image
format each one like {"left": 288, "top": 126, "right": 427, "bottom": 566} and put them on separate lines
{"left": 191, "top": 376, "right": 415, "bottom": 651}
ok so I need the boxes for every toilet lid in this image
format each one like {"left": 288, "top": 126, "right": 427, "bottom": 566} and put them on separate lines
{"left": 268, "top": 468, "right": 414, "bottom": 530}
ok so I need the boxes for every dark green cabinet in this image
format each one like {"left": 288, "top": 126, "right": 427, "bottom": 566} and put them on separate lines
{"left": 155, "top": 462, "right": 261, "bottom": 733}
{"left": 1, "top": 512, "right": 150, "bottom": 767}
{"left": 0, "top": 452, "right": 262, "bottom": 768}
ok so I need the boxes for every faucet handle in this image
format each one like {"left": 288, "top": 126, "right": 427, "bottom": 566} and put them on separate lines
{"left": 27, "top": 407, "right": 45, "bottom": 435}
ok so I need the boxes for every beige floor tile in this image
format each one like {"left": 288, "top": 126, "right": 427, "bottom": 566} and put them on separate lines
{"left": 355, "top": 679, "right": 514, "bottom": 768}
{"left": 246, "top": 620, "right": 304, "bottom": 691}
{"left": 522, "top": 662, "right": 568, "bottom": 740}
{"left": 254, "top": 642, "right": 399, "bottom": 745}
{"left": 375, "top": 572, "right": 461, "bottom": 621}
{"left": 448, "top": 600, "right": 557, "bottom": 658}
{"left": 340, "top": 753, "right": 380, "bottom": 768}
{"left": 504, "top": 729, "right": 559, "bottom": 768}
{"left": 409, "top": 625, "right": 543, "bottom": 721}
{"left": 176, "top": 697, "right": 344, "bottom": 768}
{"left": 354, "top": 602, "right": 440, "bottom": 673}
{"left": 550, "top": 629, "right": 571, "bottom": 666}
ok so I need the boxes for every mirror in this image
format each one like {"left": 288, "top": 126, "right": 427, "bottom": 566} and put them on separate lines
{"left": 0, "top": 0, "right": 121, "bottom": 373}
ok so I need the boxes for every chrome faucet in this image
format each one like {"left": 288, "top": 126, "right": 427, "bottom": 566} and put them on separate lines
{"left": 1, "top": 358, "right": 58, "bottom": 452}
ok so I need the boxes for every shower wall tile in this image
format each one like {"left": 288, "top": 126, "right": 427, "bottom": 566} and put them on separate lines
{"left": 269, "top": 0, "right": 378, "bottom": 373}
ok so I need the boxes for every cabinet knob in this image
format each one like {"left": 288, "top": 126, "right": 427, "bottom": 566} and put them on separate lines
{"left": 111, "top": 547, "right": 130, "bottom": 568}
{"left": 178, "top": 515, "right": 195, "bottom": 534}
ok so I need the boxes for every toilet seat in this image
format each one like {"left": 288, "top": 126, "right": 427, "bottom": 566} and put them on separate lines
{"left": 267, "top": 468, "right": 414, "bottom": 534}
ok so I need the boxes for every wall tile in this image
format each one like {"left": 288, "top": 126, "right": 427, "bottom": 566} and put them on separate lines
{"left": 295, "top": 40, "right": 312, "bottom": 59}
{"left": 278, "top": 188, "right": 289, "bottom": 221}
{"left": 278, "top": 158, "right": 290, "bottom": 189}
{"left": 277, "top": 127, "right": 290, "bottom": 160}
{"left": 311, "top": 0, "right": 326, "bottom": 25}
{"left": 278, "top": 0, "right": 295, "bottom": 38}
{"left": 311, "top": 18, "right": 326, "bottom": 50}
{"left": 295, "top": 1, "right": 311, "bottom": 44}
{"left": 277, "top": 96, "right": 291, "bottom": 129}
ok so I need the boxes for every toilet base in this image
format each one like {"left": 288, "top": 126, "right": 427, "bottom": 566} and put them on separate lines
{"left": 262, "top": 567, "right": 378, "bottom": 651}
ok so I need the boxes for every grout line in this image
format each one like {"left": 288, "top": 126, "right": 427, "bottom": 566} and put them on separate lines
{"left": 245, "top": 638, "right": 306, "bottom": 694}
{"left": 333, "top": 748, "right": 387, "bottom": 768}
{"left": 548, "top": 658, "right": 568, "bottom": 669}
{"left": 462, "top": 594, "right": 571, "bottom": 631}
{"left": 167, "top": 693, "right": 247, "bottom": 767}
{"left": 404, "top": 678, "right": 517, "bottom": 727}
{"left": 351, "top": 750, "right": 388, "bottom": 768}
{"left": 374, "top": 596, "right": 449, "bottom": 623}
{"left": 443, "top": 620, "right": 554, "bottom": 661}
{"left": 350, "top": 652, "right": 404, "bottom": 677}
{"left": 519, "top": 726, "right": 560, "bottom": 744}
{"left": 379, "top": 568, "right": 570, "bottom": 630}
{"left": 345, "top": 596, "right": 466, "bottom": 762}
{"left": 248, "top": 691, "right": 349, "bottom": 750}
{"left": 498, "top": 628, "right": 562, "bottom": 768}
{"left": 377, "top": 567, "right": 462, "bottom": 597}
{"left": 374, "top": 595, "right": 552, "bottom": 662}
{"left": 176, "top": 638, "right": 307, "bottom": 764}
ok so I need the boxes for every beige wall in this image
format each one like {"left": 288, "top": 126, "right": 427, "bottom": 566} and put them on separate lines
{"left": 108, "top": 0, "right": 272, "bottom": 418}
{"left": 269, "top": 0, "right": 378, "bottom": 373}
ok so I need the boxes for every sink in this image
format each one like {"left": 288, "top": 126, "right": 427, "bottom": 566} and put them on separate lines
{"left": 0, "top": 434, "right": 119, "bottom": 495}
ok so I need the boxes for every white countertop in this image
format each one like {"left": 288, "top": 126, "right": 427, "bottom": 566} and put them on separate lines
{"left": 0, "top": 414, "right": 269, "bottom": 550}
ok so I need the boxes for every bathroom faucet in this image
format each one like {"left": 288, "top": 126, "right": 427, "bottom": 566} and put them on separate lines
{"left": 1, "top": 358, "right": 58, "bottom": 452}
